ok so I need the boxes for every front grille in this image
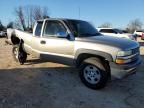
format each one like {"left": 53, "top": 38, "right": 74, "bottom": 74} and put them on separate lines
{"left": 130, "top": 47, "right": 140, "bottom": 63}
{"left": 131, "top": 54, "right": 139, "bottom": 62}
{"left": 132, "top": 47, "right": 139, "bottom": 54}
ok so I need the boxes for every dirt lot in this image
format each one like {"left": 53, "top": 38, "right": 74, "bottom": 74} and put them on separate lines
{"left": 0, "top": 38, "right": 144, "bottom": 108}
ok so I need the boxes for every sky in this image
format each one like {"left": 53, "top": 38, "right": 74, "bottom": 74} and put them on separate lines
{"left": 0, "top": 0, "right": 144, "bottom": 28}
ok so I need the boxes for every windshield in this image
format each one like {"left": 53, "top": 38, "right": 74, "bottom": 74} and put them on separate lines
{"left": 136, "top": 30, "right": 144, "bottom": 32}
{"left": 114, "top": 29, "right": 124, "bottom": 34}
{"left": 67, "top": 20, "right": 100, "bottom": 37}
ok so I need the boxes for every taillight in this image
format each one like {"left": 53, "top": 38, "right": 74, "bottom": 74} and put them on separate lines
{"left": 141, "top": 33, "right": 144, "bottom": 40}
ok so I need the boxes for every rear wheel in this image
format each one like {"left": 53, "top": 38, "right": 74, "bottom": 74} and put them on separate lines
{"left": 13, "top": 45, "right": 19, "bottom": 62}
{"left": 79, "top": 57, "right": 109, "bottom": 89}
{"left": 12, "top": 45, "right": 27, "bottom": 65}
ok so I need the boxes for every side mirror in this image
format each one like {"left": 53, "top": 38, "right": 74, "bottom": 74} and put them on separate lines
{"left": 57, "top": 32, "right": 67, "bottom": 38}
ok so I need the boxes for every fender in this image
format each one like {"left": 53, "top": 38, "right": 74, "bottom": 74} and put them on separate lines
{"left": 11, "top": 32, "right": 20, "bottom": 45}
{"left": 75, "top": 49, "right": 113, "bottom": 62}
{"left": 18, "top": 39, "right": 27, "bottom": 64}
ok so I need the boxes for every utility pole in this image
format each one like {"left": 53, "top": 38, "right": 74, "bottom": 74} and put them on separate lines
{"left": 78, "top": 6, "right": 81, "bottom": 19}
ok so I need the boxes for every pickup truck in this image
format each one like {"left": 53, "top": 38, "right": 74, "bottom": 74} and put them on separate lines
{"left": 7, "top": 18, "right": 141, "bottom": 89}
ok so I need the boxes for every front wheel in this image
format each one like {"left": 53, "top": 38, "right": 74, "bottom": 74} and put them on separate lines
{"left": 12, "top": 45, "right": 27, "bottom": 65}
{"left": 79, "top": 58, "right": 109, "bottom": 89}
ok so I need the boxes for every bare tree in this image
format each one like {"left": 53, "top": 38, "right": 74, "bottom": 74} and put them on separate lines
{"left": 30, "top": 6, "right": 34, "bottom": 29}
{"left": 33, "top": 6, "right": 50, "bottom": 20}
{"left": 42, "top": 7, "right": 49, "bottom": 19}
{"left": 14, "top": 5, "right": 50, "bottom": 31}
{"left": 15, "top": 6, "right": 26, "bottom": 31}
{"left": 127, "top": 19, "right": 143, "bottom": 33}
{"left": 33, "top": 6, "right": 43, "bottom": 20}
{"left": 25, "top": 6, "right": 30, "bottom": 29}
{"left": 98, "top": 22, "right": 112, "bottom": 28}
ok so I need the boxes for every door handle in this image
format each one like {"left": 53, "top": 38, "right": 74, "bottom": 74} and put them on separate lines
{"left": 40, "top": 40, "right": 46, "bottom": 44}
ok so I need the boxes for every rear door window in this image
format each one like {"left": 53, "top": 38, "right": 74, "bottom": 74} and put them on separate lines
{"left": 35, "top": 22, "right": 43, "bottom": 36}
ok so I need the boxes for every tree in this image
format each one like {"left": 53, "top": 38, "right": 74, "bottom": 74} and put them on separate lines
{"left": 33, "top": 6, "right": 49, "bottom": 20}
{"left": 0, "top": 20, "right": 5, "bottom": 31}
{"left": 7, "top": 21, "right": 14, "bottom": 28}
{"left": 98, "top": 22, "right": 112, "bottom": 28}
{"left": 42, "top": 7, "right": 49, "bottom": 19}
{"left": 127, "top": 19, "right": 143, "bottom": 33}
{"left": 14, "top": 5, "right": 50, "bottom": 31}
{"left": 15, "top": 6, "right": 26, "bottom": 31}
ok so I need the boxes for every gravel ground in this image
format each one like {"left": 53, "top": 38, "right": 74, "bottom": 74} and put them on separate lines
{"left": 0, "top": 37, "right": 144, "bottom": 108}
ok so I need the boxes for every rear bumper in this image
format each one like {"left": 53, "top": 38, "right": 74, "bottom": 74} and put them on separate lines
{"left": 110, "top": 56, "right": 142, "bottom": 79}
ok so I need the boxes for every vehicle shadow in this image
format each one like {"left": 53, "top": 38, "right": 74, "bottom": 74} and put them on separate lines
{"left": 25, "top": 59, "right": 49, "bottom": 65}
{"left": 139, "top": 55, "right": 144, "bottom": 71}
{"left": 25, "top": 56, "right": 73, "bottom": 66}
{"left": 0, "top": 65, "right": 144, "bottom": 107}
{"left": 25, "top": 58, "right": 72, "bottom": 66}
{"left": 0, "top": 66, "right": 80, "bottom": 107}
{"left": 0, "top": 60, "right": 143, "bottom": 91}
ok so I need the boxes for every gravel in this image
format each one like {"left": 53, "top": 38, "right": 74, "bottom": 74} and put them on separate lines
{"left": 0, "top": 38, "right": 144, "bottom": 108}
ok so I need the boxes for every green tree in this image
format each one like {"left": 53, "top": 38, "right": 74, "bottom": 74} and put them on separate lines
{"left": 0, "top": 20, "right": 5, "bottom": 31}
{"left": 7, "top": 21, "right": 14, "bottom": 28}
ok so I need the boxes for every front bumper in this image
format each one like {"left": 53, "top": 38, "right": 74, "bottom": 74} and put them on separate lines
{"left": 110, "top": 56, "right": 142, "bottom": 79}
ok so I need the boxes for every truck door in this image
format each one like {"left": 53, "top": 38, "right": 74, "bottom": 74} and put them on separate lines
{"left": 31, "top": 21, "right": 43, "bottom": 54}
{"left": 32, "top": 20, "right": 75, "bottom": 65}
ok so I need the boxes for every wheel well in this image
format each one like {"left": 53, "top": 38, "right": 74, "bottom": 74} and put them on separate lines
{"left": 76, "top": 54, "right": 104, "bottom": 66}
{"left": 11, "top": 34, "right": 20, "bottom": 45}
{"left": 76, "top": 53, "right": 110, "bottom": 74}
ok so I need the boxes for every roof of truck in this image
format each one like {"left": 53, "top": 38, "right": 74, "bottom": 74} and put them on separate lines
{"left": 37, "top": 18, "right": 83, "bottom": 22}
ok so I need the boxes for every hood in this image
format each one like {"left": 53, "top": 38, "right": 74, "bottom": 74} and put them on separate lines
{"left": 76, "top": 35, "right": 139, "bottom": 50}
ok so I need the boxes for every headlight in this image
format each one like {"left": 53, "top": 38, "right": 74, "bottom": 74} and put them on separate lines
{"left": 117, "top": 50, "right": 132, "bottom": 57}
{"left": 116, "top": 50, "right": 132, "bottom": 64}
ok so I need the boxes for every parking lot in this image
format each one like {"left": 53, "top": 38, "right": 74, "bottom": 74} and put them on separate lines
{"left": 0, "top": 37, "right": 144, "bottom": 108}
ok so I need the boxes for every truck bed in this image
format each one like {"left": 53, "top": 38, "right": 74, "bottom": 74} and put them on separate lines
{"left": 7, "top": 29, "right": 33, "bottom": 45}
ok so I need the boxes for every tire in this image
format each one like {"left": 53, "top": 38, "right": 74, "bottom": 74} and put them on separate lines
{"left": 12, "top": 44, "right": 27, "bottom": 65}
{"left": 79, "top": 57, "right": 109, "bottom": 89}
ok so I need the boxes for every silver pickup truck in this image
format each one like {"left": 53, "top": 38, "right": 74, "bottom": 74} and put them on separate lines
{"left": 7, "top": 18, "right": 141, "bottom": 89}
